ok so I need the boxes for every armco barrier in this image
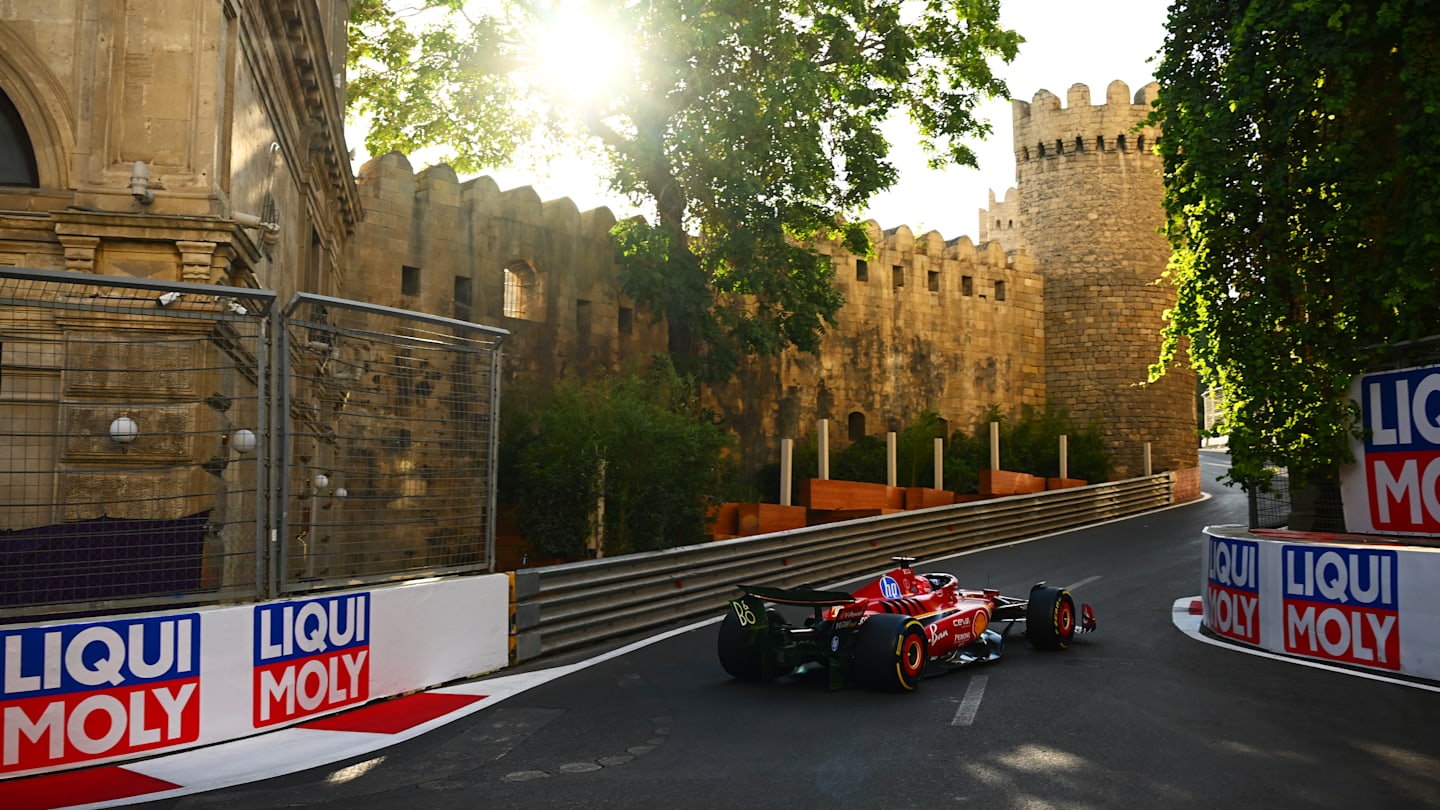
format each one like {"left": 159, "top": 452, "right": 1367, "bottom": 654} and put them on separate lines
{"left": 513, "top": 474, "right": 1177, "bottom": 660}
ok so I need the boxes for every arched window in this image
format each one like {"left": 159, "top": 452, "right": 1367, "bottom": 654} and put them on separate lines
{"left": 503, "top": 260, "right": 538, "bottom": 319}
{"left": 847, "top": 411, "right": 866, "bottom": 442}
{"left": 0, "top": 87, "right": 39, "bottom": 187}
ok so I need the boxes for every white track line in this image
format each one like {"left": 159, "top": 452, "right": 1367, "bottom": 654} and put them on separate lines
{"left": 1064, "top": 575, "right": 1101, "bottom": 591}
{"left": 951, "top": 675, "right": 989, "bottom": 726}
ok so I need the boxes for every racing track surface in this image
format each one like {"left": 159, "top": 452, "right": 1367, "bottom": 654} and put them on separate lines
{"left": 145, "top": 451, "right": 1440, "bottom": 810}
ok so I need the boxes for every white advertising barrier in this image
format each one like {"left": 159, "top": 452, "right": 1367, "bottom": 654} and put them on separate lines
{"left": 0, "top": 574, "right": 510, "bottom": 779}
{"left": 1203, "top": 525, "right": 1440, "bottom": 680}
{"left": 1341, "top": 362, "right": 1440, "bottom": 537}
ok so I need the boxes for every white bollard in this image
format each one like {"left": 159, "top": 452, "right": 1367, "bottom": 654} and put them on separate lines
{"left": 818, "top": 418, "right": 830, "bottom": 480}
{"left": 780, "top": 438, "right": 794, "bottom": 506}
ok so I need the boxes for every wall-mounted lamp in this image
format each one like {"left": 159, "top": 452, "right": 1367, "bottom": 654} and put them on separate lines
{"left": 229, "top": 428, "right": 257, "bottom": 454}
{"left": 312, "top": 473, "right": 330, "bottom": 491}
{"left": 333, "top": 487, "right": 347, "bottom": 499}
{"left": 233, "top": 211, "right": 281, "bottom": 246}
{"left": 109, "top": 416, "right": 139, "bottom": 444}
{"left": 130, "top": 161, "right": 154, "bottom": 205}
{"left": 156, "top": 291, "right": 182, "bottom": 308}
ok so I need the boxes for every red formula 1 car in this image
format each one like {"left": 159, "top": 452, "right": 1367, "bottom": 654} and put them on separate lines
{"left": 718, "top": 557, "right": 1096, "bottom": 691}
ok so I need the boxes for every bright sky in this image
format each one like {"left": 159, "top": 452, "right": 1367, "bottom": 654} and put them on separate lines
{"left": 351, "top": 4, "right": 1172, "bottom": 242}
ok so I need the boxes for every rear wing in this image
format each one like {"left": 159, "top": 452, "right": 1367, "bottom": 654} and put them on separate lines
{"left": 734, "top": 583, "right": 856, "bottom": 607}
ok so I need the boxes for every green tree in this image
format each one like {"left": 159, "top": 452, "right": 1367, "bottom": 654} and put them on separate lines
{"left": 348, "top": 0, "right": 1020, "bottom": 379}
{"left": 1152, "top": 1, "right": 1440, "bottom": 488}
{"left": 513, "top": 358, "right": 733, "bottom": 558}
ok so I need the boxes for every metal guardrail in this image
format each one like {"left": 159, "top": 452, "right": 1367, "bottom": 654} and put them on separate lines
{"left": 512, "top": 474, "right": 1176, "bottom": 660}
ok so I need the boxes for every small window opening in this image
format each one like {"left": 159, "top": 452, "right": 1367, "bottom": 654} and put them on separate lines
{"left": 961, "top": 275, "right": 974, "bottom": 296}
{"left": 847, "top": 411, "right": 866, "bottom": 442}
{"left": 401, "top": 265, "right": 420, "bottom": 297}
{"left": 503, "top": 260, "right": 537, "bottom": 319}
{"left": 1097, "top": 135, "right": 1105, "bottom": 151}
{"left": 1137, "top": 134, "right": 1146, "bottom": 152}
{"left": 927, "top": 271, "right": 939, "bottom": 292}
{"left": 892, "top": 265, "right": 904, "bottom": 289}
{"left": 856, "top": 259, "right": 868, "bottom": 282}
{"left": 1117, "top": 134, "right": 1127, "bottom": 152}
{"left": 453, "top": 275, "right": 472, "bottom": 321}
{"left": 1037, "top": 142, "right": 1046, "bottom": 158}
{"left": 1075, "top": 136, "right": 1084, "bottom": 153}
{"left": 576, "top": 299, "right": 592, "bottom": 338}
{"left": 618, "top": 306, "right": 634, "bottom": 336}
{"left": 995, "top": 280, "right": 1007, "bottom": 301}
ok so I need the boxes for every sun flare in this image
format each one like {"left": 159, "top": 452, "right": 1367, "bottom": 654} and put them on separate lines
{"left": 532, "top": 3, "right": 627, "bottom": 105}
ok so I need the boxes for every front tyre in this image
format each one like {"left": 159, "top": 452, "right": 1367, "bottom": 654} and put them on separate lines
{"left": 853, "top": 614, "right": 928, "bottom": 692}
{"left": 1026, "top": 586, "right": 1077, "bottom": 651}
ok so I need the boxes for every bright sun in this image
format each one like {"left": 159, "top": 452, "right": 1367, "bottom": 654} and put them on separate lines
{"left": 532, "top": 3, "right": 627, "bottom": 106}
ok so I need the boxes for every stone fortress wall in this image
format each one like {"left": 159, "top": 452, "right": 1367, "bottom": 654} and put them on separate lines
{"left": 345, "top": 79, "right": 1195, "bottom": 478}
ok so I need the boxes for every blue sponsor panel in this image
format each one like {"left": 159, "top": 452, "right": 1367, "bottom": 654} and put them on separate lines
{"left": 1205, "top": 536, "right": 1260, "bottom": 645}
{"left": 1358, "top": 365, "right": 1440, "bottom": 534}
{"left": 879, "top": 576, "right": 901, "bottom": 599}
{"left": 1, "top": 614, "right": 201, "bottom": 773}
{"left": 1282, "top": 546, "right": 1400, "bottom": 671}
{"left": 252, "top": 593, "right": 370, "bottom": 727}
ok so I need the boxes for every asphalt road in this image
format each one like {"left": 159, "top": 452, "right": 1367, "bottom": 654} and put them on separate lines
{"left": 151, "top": 451, "right": 1440, "bottom": 809}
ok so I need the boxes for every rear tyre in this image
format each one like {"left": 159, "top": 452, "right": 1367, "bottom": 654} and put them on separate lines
{"left": 718, "top": 608, "right": 765, "bottom": 680}
{"left": 853, "top": 613, "right": 928, "bottom": 692}
{"left": 1026, "top": 586, "right": 1077, "bottom": 651}
{"left": 719, "top": 605, "right": 789, "bottom": 680}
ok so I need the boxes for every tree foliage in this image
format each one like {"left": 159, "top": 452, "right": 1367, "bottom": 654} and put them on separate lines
{"left": 1153, "top": 1, "right": 1440, "bottom": 486}
{"left": 348, "top": 0, "right": 1020, "bottom": 379}
{"left": 507, "top": 358, "right": 733, "bottom": 559}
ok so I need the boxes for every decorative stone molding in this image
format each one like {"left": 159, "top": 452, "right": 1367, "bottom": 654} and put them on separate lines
{"left": 176, "top": 240, "right": 218, "bottom": 283}
{"left": 58, "top": 234, "right": 99, "bottom": 273}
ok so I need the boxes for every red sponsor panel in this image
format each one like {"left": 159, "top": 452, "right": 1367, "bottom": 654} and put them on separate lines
{"left": 1204, "top": 584, "right": 1260, "bottom": 645}
{"left": 1283, "top": 603, "right": 1401, "bottom": 670}
{"left": 1366, "top": 451, "right": 1440, "bottom": 534}
{"left": 2, "top": 678, "right": 200, "bottom": 773}
{"left": 253, "top": 647, "right": 370, "bottom": 727}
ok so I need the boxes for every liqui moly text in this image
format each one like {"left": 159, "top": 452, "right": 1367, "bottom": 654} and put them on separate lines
{"left": 1282, "top": 546, "right": 1400, "bottom": 670}
{"left": 1, "top": 614, "right": 200, "bottom": 773}
{"left": 1205, "top": 537, "right": 1260, "bottom": 645}
{"left": 252, "top": 593, "right": 370, "bottom": 727}
{"left": 1360, "top": 366, "right": 1440, "bottom": 534}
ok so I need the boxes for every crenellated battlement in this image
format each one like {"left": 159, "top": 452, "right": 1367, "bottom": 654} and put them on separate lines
{"left": 1012, "top": 80, "right": 1160, "bottom": 164}
{"left": 355, "top": 152, "right": 621, "bottom": 242}
{"left": 978, "top": 188, "right": 1021, "bottom": 255}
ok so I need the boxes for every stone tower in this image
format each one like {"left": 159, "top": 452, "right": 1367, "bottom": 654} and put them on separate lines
{"left": 1011, "top": 80, "right": 1197, "bottom": 477}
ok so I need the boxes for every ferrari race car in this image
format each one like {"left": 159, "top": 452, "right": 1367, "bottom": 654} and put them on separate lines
{"left": 718, "top": 557, "right": 1096, "bottom": 692}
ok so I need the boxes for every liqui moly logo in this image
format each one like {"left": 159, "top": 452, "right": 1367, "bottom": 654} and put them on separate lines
{"left": 1205, "top": 537, "right": 1260, "bottom": 645}
{"left": 1282, "top": 546, "right": 1400, "bottom": 670}
{"left": 1, "top": 615, "right": 200, "bottom": 773}
{"left": 1360, "top": 366, "right": 1440, "bottom": 534}
{"left": 253, "top": 593, "right": 370, "bottom": 727}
